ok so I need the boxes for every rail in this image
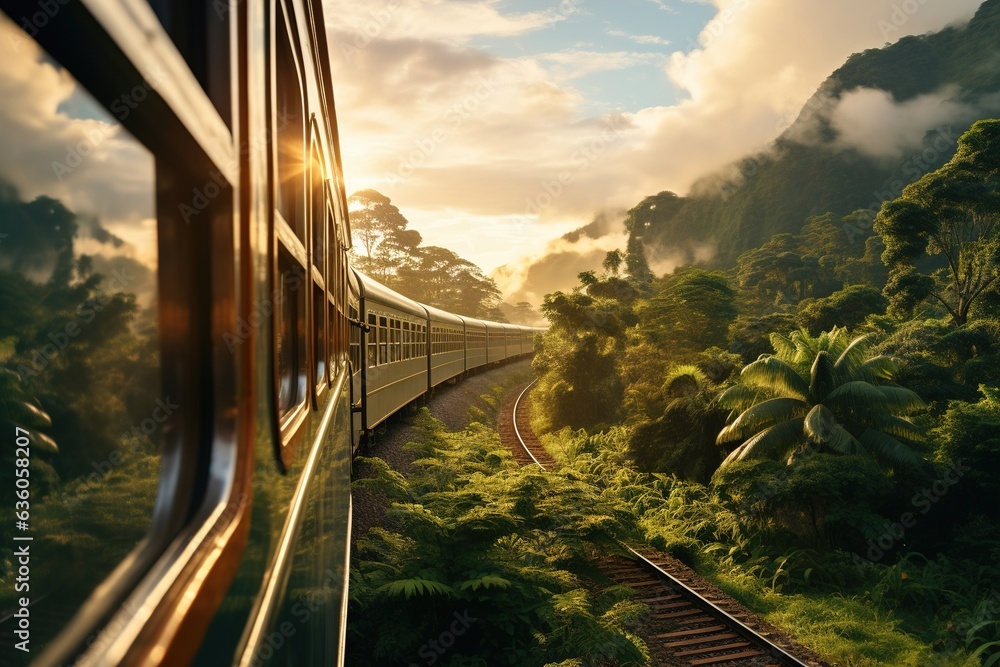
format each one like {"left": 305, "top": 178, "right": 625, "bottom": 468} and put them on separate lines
{"left": 505, "top": 380, "right": 821, "bottom": 667}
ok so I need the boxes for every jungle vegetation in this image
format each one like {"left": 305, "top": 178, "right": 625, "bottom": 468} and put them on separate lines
{"left": 527, "top": 118, "right": 1000, "bottom": 666}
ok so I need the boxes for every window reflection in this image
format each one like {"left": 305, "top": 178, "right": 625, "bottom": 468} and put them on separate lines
{"left": 0, "top": 11, "right": 160, "bottom": 659}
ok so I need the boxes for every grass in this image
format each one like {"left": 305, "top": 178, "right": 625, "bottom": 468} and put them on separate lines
{"left": 702, "top": 565, "right": 977, "bottom": 667}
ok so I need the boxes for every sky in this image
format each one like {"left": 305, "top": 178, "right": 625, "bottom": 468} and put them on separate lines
{"left": 325, "top": 0, "right": 985, "bottom": 304}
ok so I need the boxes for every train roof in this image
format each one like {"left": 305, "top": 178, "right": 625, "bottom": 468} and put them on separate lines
{"left": 353, "top": 269, "right": 426, "bottom": 319}
{"left": 423, "top": 303, "right": 465, "bottom": 327}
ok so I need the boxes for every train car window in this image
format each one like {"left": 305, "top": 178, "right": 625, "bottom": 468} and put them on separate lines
{"left": 310, "top": 147, "right": 324, "bottom": 276}
{"left": 274, "top": 7, "right": 305, "bottom": 241}
{"left": 386, "top": 317, "right": 393, "bottom": 364}
{"left": 0, "top": 13, "right": 163, "bottom": 655}
{"left": 350, "top": 302, "right": 361, "bottom": 371}
{"left": 327, "top": 208, "right": 338, "bottom": 375}
{"left": 276, "top": 253, "right": 306, "bottom": 418}
{"left": 378, "top": 316, "right": 387, "bottom": 365}
{"left": 393, "top": 319, "right": 401, "bottom": 362}
{"left": 366, "top": 313, "right": 376, "bottom": 367}
{"left": 313, "top": 284, "right": 325, "bottom": 388}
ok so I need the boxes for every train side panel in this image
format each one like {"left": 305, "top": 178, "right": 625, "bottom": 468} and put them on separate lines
{"left": 356, "top": 271, "right": 428, "bottom": 433}
{"left": 425, "top": 305, "right": 465, "bottom": 386}
{"left": 460, "top": 316, "right": 488, "bottom": 370}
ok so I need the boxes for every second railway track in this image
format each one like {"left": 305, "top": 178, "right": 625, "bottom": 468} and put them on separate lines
{"left": 499, "top": 380, "right": 826, "bottom": 667}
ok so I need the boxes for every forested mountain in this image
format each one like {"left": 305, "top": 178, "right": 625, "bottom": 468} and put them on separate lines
{"left": 632, "top": 0, "right": 1000, "bottom": 265}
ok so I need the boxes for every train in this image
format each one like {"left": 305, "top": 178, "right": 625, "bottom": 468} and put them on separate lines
{"left": 0, "top": 0, "right": 541, "bottom": 665}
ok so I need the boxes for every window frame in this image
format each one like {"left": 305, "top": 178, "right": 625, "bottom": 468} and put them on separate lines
{"left": 10, "top": 0, "right": 246, "bottom": 664}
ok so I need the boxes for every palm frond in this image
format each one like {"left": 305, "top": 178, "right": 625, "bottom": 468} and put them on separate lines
{"left": 803, "top": 404, "right": 837, "bottom": 444}
{"left": 718, "top": 397, "right": 807, "bottom": 443}
{"left": 860, "top": 355, "right": 900, "bottom": 381}
{"left": 867, "top": 414, "right": 926, "bottom": 443}
{"left": 809, "top": 351, "right": 837, "bottom": 403}
{"left": 663, "top": 365, "right": 708, "bottom": 397}
{"left": 719, "top": 417, "right": 805, "bottom": 467}
{"left": 858, "top": 429, "right": 922, "bottom": 468}
{"left": 717, "top": 384, "right": 768, "bottom": 411}
{"left": 769, "top": 332, "right": 799, "bottom": 362}
{"left": 833, "top": 334, "right": 872, "bottom": 378}
{"left": 739, "top": 356, "right": 809, "bottom": 400}
{"left": 823, "top": 423, "right": 866, "bottom": 457}
{"left": 876, "top": 386, "right": 926, "bottom": 412}
{"left": 824, "top": 381, "right": 894, "bottom": 416}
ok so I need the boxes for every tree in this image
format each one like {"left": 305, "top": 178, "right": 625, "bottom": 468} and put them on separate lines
{"left": 796, "top": 284, "right": 887, "bottom": 334}
{"left": 627, "top": 365, "right": 726, "bottom": 483}
{"left": 348, "top": 190, "right": 505, "bottom": 319}
{"left": 602, "top": 249, "right": 624, "bottom": 277}
{"left": 347, "top": 189, "right": 421, "bottom": 282}
{"left": 875, "top": 119, "right": 1000, "bottom": 325}
{"left": 636, "top": 269, "right": 736, "bottom": 358}
{"left": 624, "top": 235, "right": 653, "bottom": 283}
{"left": 532, "top": 288, "right": 631, "bottom": 431}
{"left": 396, "top": 245, "right": 503, "bottom": 318}
{"left": 717, "top": 328, "right": 925, "bottom": 470}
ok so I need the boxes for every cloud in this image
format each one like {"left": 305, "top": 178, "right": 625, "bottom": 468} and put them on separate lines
{"left": 492, "top": 210, "right": 628, "bottom": 306}
{"left": 0, "top": 16, "right": 157, "bottom": 280}
{"left": 325, "top": 0, "right": 563, "bottom": 46}
{"left": 324, "top": 0, "right": 986, "bottom": 301}
{"left": 541, "top": 49, "right": 668, "bottom": 80}
{"left": 607, "top": 29, "right": 671, "bottom": 46}
{"left": 645, "top": 0, "right": 680, "bottom": 14}
{"left": 829, "top": 86, "right": 1000, "bottom": 160}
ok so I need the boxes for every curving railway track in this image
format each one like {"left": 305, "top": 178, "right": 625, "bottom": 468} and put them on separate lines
{"left": 499, "top": 380, "right": 826, "bottom": 667}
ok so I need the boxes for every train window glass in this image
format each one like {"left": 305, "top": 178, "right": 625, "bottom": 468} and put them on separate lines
{"left": 326, "top": 299, "right": 340, "bottom": 374}
{"left": 378, "top": 316, "right": 387, "bottom": 365}
{"left": 0, "top": 14, "right": 163, "bottom": 653}
{"left": 310, "top": 147, "right": 324, "bottom": 276}
{"left": 274, "top": 7, "right": 305, "bottom": 241}
{"left": 313, "top": 285, "right": 325, "bottom": 387}
{"left": 276, "top": 252, "right": 306, "bottom": 418}
{"left": 393, "top": 320, "right": 401, "bottom": 362}
{"left": 366, "top": 313, "right": 376, "bottom": 367}
{"left": 350, "top": 304, "right": 361, "bottom": 371}
{"left": 386, "top": 318, "right": 393, "bottom": 363}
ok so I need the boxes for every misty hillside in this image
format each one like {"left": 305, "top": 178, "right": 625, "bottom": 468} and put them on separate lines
{"left": 633, "top": 0, "right": 1000, "bottom": 265}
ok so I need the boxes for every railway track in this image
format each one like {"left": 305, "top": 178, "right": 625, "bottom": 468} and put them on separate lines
{"left": 499, "top": 380, "right": 824, "bottom": 667}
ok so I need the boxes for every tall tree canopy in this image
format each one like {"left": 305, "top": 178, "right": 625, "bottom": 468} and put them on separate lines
{"left": 348, "top": 189, "right": 422, "bottom": 283}
{"left": 636, "top": 269, "right": 736, "bottom": 357}
{"left": 875, "top": 119, "right": 1000, "bottom": 325}
{"left": 347, "top": 190, "right": 505, "bottom": 319}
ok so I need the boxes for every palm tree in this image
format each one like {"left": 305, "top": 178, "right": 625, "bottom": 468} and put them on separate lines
{"left": 716, "top": 328, "right": 925, "bottom": 469}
